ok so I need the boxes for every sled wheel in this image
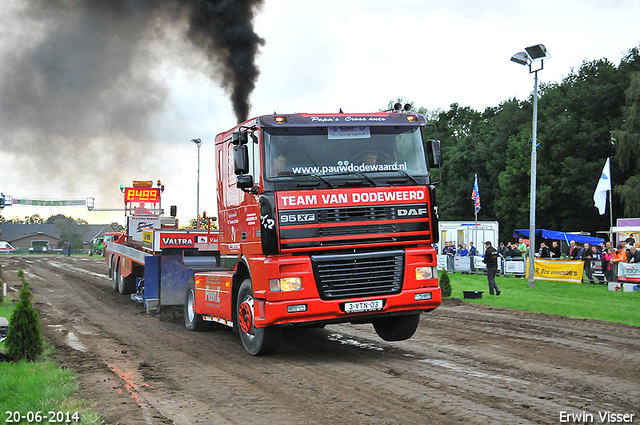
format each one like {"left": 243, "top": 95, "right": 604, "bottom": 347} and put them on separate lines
{"left": 184, "top": 278, "right": 206, "bottom": 331}
{"left": 111, "top": 258, "right": 119, "bottom": 292}
{"left": 118, "top": 266, "right": 136, "bottom": 295}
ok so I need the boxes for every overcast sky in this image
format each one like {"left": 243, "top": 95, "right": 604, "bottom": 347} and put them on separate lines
{"left": 0, "top": 0, "right": 638, "bottom": 226}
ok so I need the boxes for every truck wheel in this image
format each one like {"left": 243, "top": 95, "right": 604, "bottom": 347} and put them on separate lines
{"left": 372, "top": 313, "right": 421, "bottom": 342}
{"left": 118, "top": 267, "right": 136, "bottom": 295}
{"left": 184, "top": 278, "right": 206, "bottom": 331}
{"left": 236, "top": 279, "right": 280, "bottom": 356}
{"left": 111, "top": 258, "right": 119, "bottom": 292}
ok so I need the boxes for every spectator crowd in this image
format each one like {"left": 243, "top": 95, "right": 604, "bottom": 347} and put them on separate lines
{"left": 440, "top": 236, "right": 640, "bottom": 284}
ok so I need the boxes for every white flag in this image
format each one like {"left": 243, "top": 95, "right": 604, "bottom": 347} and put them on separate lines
{"left": 593, "top": 158, "right": 611, "bottom": 215}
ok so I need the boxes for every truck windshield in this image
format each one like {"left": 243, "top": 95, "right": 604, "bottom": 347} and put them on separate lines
{"left": 264, "top": 126, "right": 428, "bottom": 179}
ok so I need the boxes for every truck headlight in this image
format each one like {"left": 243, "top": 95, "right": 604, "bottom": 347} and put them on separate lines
{"left": 269, "top": 277, "right": 302, "bottom": 292}
{"left": 415, "top": 266, "right": 437, "bottom": 280}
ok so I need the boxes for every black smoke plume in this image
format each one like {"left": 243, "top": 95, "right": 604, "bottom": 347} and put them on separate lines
{"left": 183, "top": 0, "right": 265, "bottom": 123}
{"left": 0, "top": 0, "right": 264, "bottom": 209}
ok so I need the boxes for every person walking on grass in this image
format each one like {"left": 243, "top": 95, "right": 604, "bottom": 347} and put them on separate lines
{"left": 483, "top": 241, "right": 500, "bottom": 296}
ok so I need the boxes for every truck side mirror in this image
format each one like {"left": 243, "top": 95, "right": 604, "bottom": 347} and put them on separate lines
{"left": 233, "top": 144, "right": 249, "bottom": 175}
{"left": 426, "top": 139, "right": 443, "bottom": 169}
{"left": 236, "top": 174, "right": 254, "bottom": 189}
{"left": 232, "top": 131, "right": 248, "bottom": 145}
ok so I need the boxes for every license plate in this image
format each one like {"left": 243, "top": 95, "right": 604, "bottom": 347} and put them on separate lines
{"left": 344, "top": 299, "right": 383, "bottom": 313}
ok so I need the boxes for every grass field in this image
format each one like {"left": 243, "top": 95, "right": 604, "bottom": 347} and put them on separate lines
{"left": 0, "top": 351, "right": 82, "bottom": 420}
{"left": 0, "top": 302, "right": 12, "bottom": 326}
{"left": 0, "top": 299, "right": 101, "bottom": 424}
{"left": 444, "top": 271, "right": 640, "bottom": 327}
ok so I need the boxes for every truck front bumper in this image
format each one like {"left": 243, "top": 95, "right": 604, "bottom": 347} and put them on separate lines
{"left": 253, "top": 287, "right": 441, "bottom": 327}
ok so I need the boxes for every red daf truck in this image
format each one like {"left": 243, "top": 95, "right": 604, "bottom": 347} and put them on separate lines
{"left": 184, "top": 109, "right": 443, "bottom": 355}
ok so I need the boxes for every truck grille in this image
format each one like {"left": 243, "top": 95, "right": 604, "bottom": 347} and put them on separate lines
{"left": 318, "top": 223, "right": 396, "bottom": 236}
{"left": 278, "top": 204, "right": 432, "bottom": 251}
{"left": 318, "top": 206, "right": 394, "bottom": 223}
{"left": 311, "top": 250, "right": 404, "bottom": 300}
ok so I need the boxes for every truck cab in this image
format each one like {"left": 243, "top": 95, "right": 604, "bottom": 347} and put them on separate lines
{"left": 191, "top": 110, "right": 443, "bottom": 355}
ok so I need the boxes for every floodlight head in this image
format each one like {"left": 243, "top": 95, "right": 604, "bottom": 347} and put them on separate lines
{"left": 525, "top": 44, "right": 548, "bottom": 60}
{"left": 190, "top": 138, "right": 202, "bottom": 147}
{"left": 510, "top": 52, "right": 529, "bottom": 66}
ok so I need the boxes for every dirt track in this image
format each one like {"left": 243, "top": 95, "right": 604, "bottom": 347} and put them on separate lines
{"left": 1, "top": 256, "right": 639, "bottom": 424}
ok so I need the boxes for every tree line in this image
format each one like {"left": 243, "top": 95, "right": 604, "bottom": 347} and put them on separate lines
{"left": 0, "top": 213, "right": 213, "bottom": 240}
{"left": 0, "top": 214, "right": 124, "bottom": 249}
{"left": 3, "top": 46, "right": 639, "bottom": 248}
{"left": 414, "top": 46, "right": 640, "bottom": 243}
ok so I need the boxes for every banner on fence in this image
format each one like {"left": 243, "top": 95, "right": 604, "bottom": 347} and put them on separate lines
{"left": 504, "top": 258, "right": 525, "bottom": 275}
{"left": 526, "top": 259, "right": 584, "bottom": 283}
{"left": 617, "top": 262, "right": 640, "bottom": 282}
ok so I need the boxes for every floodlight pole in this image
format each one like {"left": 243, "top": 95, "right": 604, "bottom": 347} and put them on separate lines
{"left": 191, "top": 138, "right": 202, "bottom": 229}
{"left": 528, "top": 69, "right": 539, "bottom": 288}
{"left": 512, "top": 44, "right": 548, "bottom": 288}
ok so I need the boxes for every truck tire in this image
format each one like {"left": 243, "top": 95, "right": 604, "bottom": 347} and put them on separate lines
{"left": 236, "top": 279, "right": 280, "bottom": 356}
{"left": 111, "top": 258, "right": 119, "bottom": 292}
{"left": 184, "top": 278, "right": 206, "bottom": 331}
{"left": 372, "top": 313, "right": 421, "bottom": 342}
{"left": 118, "top": 266, "right": 136, "bottom": 295}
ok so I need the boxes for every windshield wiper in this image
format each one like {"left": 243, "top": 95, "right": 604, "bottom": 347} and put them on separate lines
{"left": 352, "top": 172, "right": 378, "bottom": 187}
{"left": 385, "top": 169, "right": 420, "bottom": 185}
{"left": 326, "top": 171, "right": 378, "bottom": 187}
{"left": 398, "top": 170, "right": 419, "bottom": 185}
{"left": 293, "top": 173, "right": 338, "bottom": 188}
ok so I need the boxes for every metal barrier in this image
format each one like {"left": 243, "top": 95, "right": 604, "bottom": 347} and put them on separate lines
{"left": 437, "top": 255, "right": 501, "bottom": 274}
{"left": 438, "top": 254, "right": 617, "bottom": 283}
{"left": 502, "top": 257, "right": 526, "bottom": 277}
{"left": 437, "top": 254, "right": 456, "bottom": 273}
{"left": 473, "top": 256, "right": 486, "bottom": 274}
{"left": 454, "top": 256, "right": 473, "bottom": 273}
{"left": 587, "top": 259, "right": 606, "bottom": 284}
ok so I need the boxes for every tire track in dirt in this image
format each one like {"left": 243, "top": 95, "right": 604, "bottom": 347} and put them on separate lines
{"left": 20, "top": 258, "right": 317, "bottom": 424}
{"left": 2, "top": 256, "right": 639, "bottom": 425}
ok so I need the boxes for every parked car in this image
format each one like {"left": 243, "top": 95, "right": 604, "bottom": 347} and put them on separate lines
{"left": 0, "top": 241, "right": 16, "bottom": 254}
